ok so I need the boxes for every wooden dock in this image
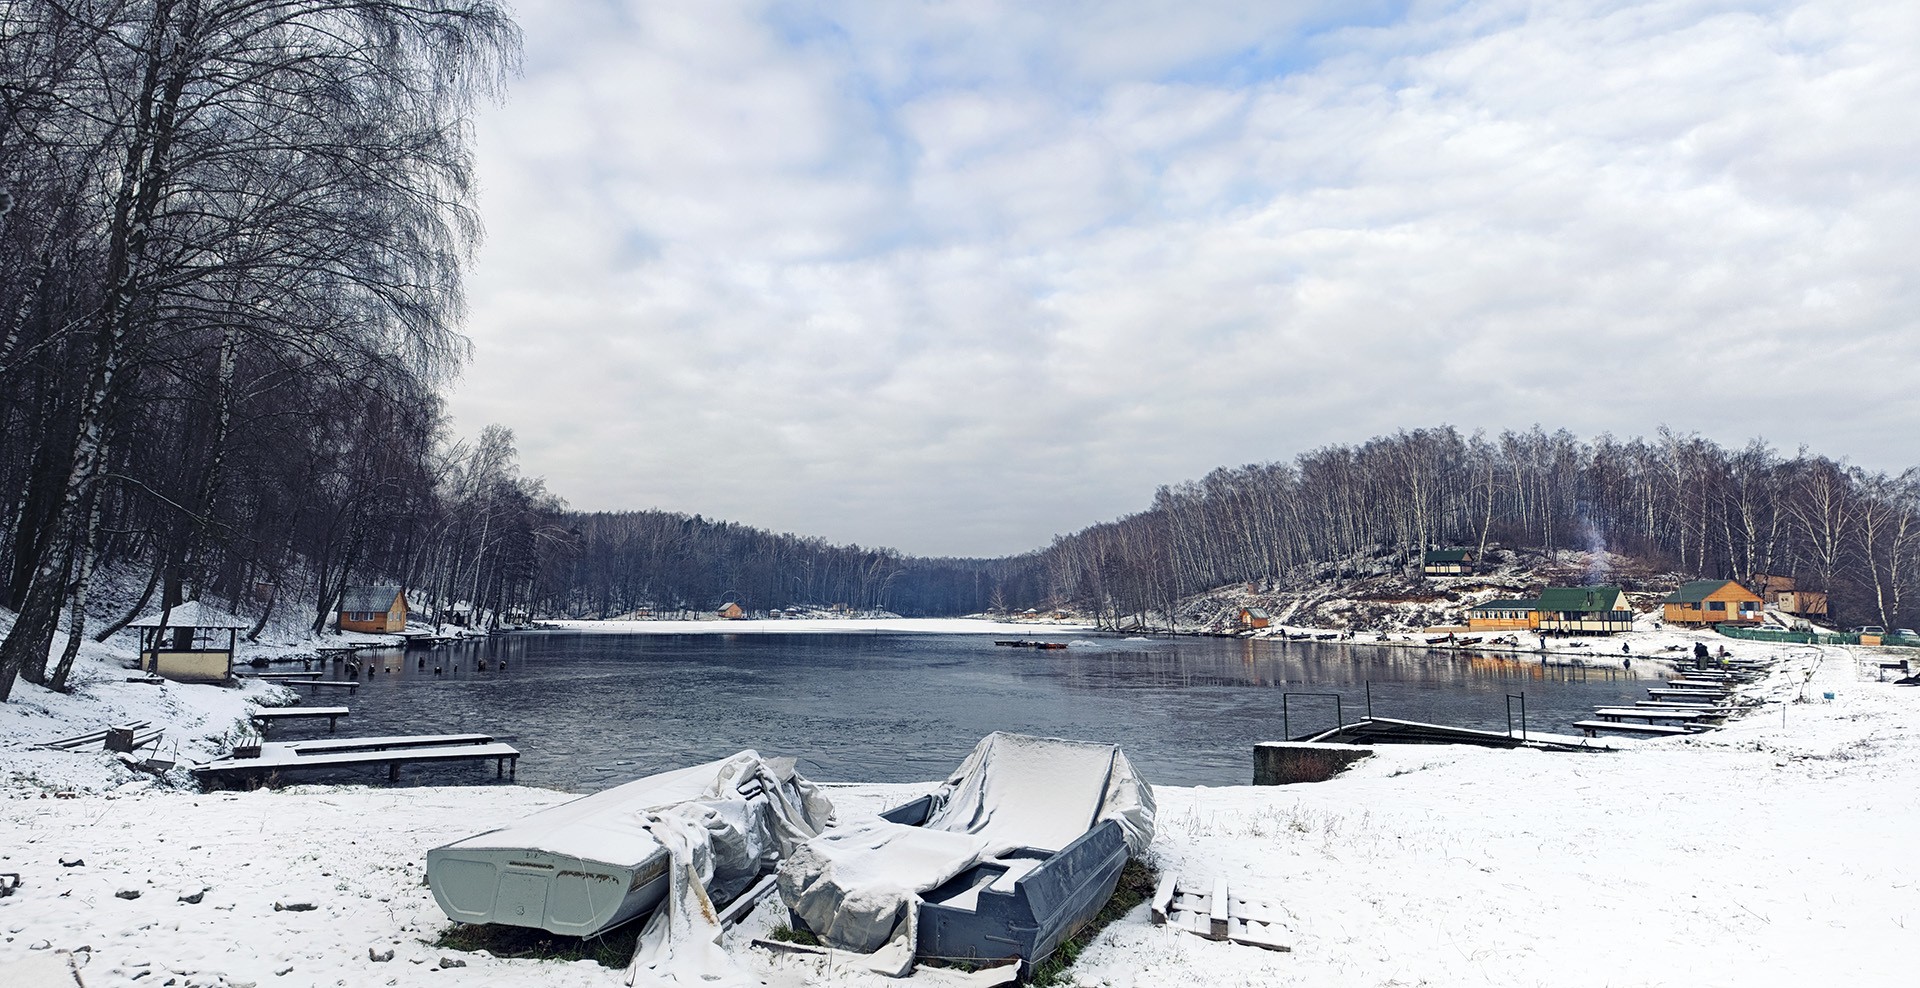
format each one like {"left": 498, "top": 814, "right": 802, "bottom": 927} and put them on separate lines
{"left": 1573, "top": 720, "right": 1695, "bottom": 737}
{"left": 249, "top": 706, "right": 350, "bottom": 732}
{"left": 281, "top": 678, "right": 360, "bottom": 691}
{"left": 192, "top": 734, "right": 517, "bottom": 786}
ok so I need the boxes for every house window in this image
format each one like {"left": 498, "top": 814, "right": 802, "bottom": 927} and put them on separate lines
{"left": 1707, "top": 601, "right": 1725, "bottom": 612}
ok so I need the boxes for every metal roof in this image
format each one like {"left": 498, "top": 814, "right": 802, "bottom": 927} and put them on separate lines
{"left": 1662, "top": 580, "right": 1759, "bottom": 604}
{"left": 1536, "top": 585, "right": 1627, "bottom": 613}
{"left": 338, "top": 585, "right": 405, "bottom": 613}
{"left": 1423, "top": 549, "right": 1472, "bottom": 563}
{"left": 127, "top": 601, "right": 251, "bottom": 629}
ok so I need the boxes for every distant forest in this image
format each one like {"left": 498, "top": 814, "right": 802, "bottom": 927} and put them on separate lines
{"left": 530, "top": 427, "right": 1918, "bottom": 631}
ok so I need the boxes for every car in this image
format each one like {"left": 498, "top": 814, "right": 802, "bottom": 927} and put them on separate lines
{"left": 1853, "top": 626, "right": 1886, "bottom": 635}
{"left": 1894, "top": 628, "right": 1918, "bottom": 639}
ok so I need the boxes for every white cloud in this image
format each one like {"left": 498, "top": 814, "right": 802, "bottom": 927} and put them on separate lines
{"left": 451, "top": 0, "right": 1920, "bottom": 556}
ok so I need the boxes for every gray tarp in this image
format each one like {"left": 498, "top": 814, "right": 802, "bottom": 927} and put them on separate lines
{"left": 777, "top": 732, "right": 1156, "bottom": 956}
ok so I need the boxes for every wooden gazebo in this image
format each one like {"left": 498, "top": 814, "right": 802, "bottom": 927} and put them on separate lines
{"left": 129, "top": 602, "right": 251, "bottom": 684}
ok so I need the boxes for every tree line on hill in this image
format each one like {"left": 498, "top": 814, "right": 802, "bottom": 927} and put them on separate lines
{"left": 1033, "top": 426, "right": 1919, "bottom": 631}
{"left": 0, "top": 1, "right": 520, "bottom": 701}
{"left": 520, "top": 426, "right": 1918, "bottom": 634}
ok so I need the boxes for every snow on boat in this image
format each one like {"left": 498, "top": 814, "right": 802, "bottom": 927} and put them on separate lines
{"left": 425, "top": 751, "right": 830, "bottom": 938}
{"left": 776, "top": 732, "right": 1154, "bottom": 976}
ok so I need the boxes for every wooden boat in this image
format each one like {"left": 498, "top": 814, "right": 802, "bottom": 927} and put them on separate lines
{"left": 1035, "top": 642, "right": 1069, "bottom": 650}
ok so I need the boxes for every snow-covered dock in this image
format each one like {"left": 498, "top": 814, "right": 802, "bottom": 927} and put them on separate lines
{"left": 247, "top": 706, "right": 349, "bottom": 733}
{"left": 192, "top": 735, "right": 518, "bottom": 785}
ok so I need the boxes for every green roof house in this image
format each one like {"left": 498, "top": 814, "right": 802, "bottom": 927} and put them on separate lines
{"left": 1536, "top": 585, "right": 1633, "bottom": 635}
{"left": 1661, "top": 580, "right": 1764, "bottom": 625}
{"left": 1422, "top": 548, "right": 1477, "bottom": 576}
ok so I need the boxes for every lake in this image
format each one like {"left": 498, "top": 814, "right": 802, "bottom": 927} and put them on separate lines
{"left": 274, "top": 631, "right": 1663, "bottom": 790}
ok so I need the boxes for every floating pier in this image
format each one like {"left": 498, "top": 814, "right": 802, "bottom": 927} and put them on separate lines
{"left": 193, "top": 734, "right": 517, "bottom": 786}
{"left": 249, "top": 706, "right": 350, "bottom": 733}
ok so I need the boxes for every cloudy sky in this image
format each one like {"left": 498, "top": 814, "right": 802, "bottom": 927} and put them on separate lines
{"left": 448, "top": 0, "right": 1920, "bottom": 557}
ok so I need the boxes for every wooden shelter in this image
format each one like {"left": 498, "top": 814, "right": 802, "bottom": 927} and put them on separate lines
{"left": 1750, "top": 574, "right": 1828, "bottom": 617}
{"left": 1535, "top": 586, "right": 1633, "bottom": 634}
{"left": 1467, "top": 599, "right": 1539, "bottom": 631}
{"left": 337, "top": 586, "right": 408, "bottom": 633}
{"left": 1421, "top": 549, "right": 1477, "bottom": 576}
{"left": 1238, "top": 607, "right": 1271, "bottom": 630}
{"left": 717, "top": 602, "right": 745, "bottom": 620}
{"left": 1662, "top": 580, "right": 1765, "bottom": 626}
{"left": 130, "top": 602, "right": 251, "bottom": 684}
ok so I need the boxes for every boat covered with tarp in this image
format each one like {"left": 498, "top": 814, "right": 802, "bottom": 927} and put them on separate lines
{"left": 775, "top": 731, "right": 1155, "bottom": 976}
{"left": 425, "top": 750, "right": 831, "bottom": 939}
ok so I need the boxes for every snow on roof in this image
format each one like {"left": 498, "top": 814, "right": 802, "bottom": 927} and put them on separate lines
{"left": 338, "top": 585, "right": 404, "bottom": 613}
{"left": 127, "top": 601, "right": 251, "bottom": 629}
{"left": 1423, "top": 549, "right": 1472, "bottom": 563}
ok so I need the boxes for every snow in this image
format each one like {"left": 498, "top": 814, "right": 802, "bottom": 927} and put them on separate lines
{"left": 4, "top": 634, "right": 1918, "bottom": 986}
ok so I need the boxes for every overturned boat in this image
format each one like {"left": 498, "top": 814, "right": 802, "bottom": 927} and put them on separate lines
{"left": 776, "top": 731, "right": 1155, "bottom": 976}
{"left": 426, "top": 750, "right": 831, "bottom": 938}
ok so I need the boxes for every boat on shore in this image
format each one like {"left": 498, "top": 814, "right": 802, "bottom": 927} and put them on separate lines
{"left": 993, "top": 639, "right": 1070, "bottom": 649}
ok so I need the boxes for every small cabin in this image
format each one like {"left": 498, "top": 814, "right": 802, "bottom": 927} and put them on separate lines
{"left": 1238, "top": 607, "right": 1270, "bottom": 630}
{"left": 1662, "top": 580, "right": 1764, "bottom": 626}
{"left": 130, "top": 602, "right": 251, "bottom": 684}
{"left": 1422, "top": 549, "right": 1476, "bottom": 577}
{"left": 1467, "top": 599, "right": 1539, "bottom": 631}
{"left": 717, "top": 602, "right": 745, "bottom": 620}
{"left": 1535, "top": 585, "right": 1633, "bottom": 635}
{"left": 338, "top": 585, "right": 408, "bottom": 633}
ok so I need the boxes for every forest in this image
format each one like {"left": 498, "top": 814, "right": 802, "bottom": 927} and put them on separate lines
{"left": 3, "top": 6, "right": 1917, "bottom": 707}
{"left": 0, "top": 0, "right": 521, "bottom": 701}
{"left": 525, "top": 427, "right": 1919, "bottom": 633}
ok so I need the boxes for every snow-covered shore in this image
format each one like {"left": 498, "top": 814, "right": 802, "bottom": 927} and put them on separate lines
{"left": 3, "top": 630, "right": 1917, "bottom": 986}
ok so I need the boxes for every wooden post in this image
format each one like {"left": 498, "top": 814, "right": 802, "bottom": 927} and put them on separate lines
{"left": 388, "top": 761, "right": 400, "bottom": 783}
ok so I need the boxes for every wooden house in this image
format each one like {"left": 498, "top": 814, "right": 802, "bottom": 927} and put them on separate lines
{"left": 1238, "top": 607, "right": 1271, "bottom": 630}
{"left": 1662, "top": 580, "right": 1765, "bottom": 626}
{"left": 338, "top": 586, "right": 407, "bottom": 633}
{"left": 1535, "top": 585, "right": 1633, "bottom": 634}
{"left": 1467, "top": 599, "right": 1539, "bottom": 632}
{"left": 1422, "top": 549, "right": 1477, "bottom": 576}
{"left": 1750, "top": 575, "right": 1828, "bottom": 617}
{"left": 131, "top": 602, "right": 251, "bottom": 683}
{"left": 717, "top": 602, "right": 745, "bottom": 620}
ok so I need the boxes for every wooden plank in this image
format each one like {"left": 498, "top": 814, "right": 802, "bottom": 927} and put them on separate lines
{"left": 287, "top": 733, "right": 491, "bottom": 754}
{"left": 1592, "top": 707, "right": 1712, "bottom": 720}
{"left": 249, "top": 706, "right": 350, "bottom": 719}
{"left": 1210, "top": 878, "right": 1231, "bottom": 940}
{"left": 1573, "top": 720, "right": 1696, "bottom": 736}
{"left": 1151, "top": 872, "right": 1178, "bottom": 924}
{"left": 283, "top": 679, "right": 360, "bottom": 689}
{"left": 193, "top": 742, "right": 519, "bottom": 777}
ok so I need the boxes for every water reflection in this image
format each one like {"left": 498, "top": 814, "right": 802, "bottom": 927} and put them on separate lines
{"left": 274, "top": 632, "right": 1663, "bottom": 791}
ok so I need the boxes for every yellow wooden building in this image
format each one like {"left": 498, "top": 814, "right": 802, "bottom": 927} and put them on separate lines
{"left": 337, "top": 585, "right": 407, "bottom": 633}
{"left": 1662, "top": 580, "right": 1765, "bottom": 625}
{"left": 1467, "top": 599, "right": 1539, "bottom": 631}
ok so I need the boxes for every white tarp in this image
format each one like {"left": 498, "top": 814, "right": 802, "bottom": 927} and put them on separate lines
{"left": 776, "top": 732, "right": 1156, "bottom": 957}
{"left": 624, "top": 752, "right": 833, "bottom": 987}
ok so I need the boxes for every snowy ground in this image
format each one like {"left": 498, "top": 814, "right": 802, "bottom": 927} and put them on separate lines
{"left": 3, "top": 627, "right": 1917, "bottom": 986}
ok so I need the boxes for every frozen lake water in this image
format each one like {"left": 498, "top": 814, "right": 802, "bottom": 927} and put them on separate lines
{"left": 279, "top": 631, "right": 1666, "bottom": 789}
